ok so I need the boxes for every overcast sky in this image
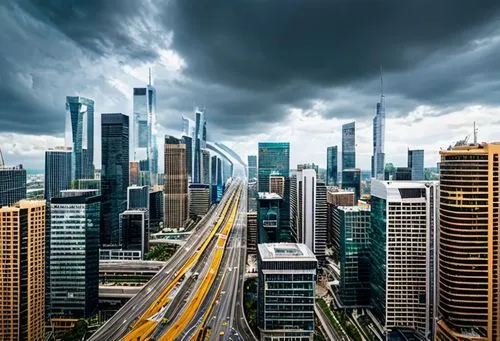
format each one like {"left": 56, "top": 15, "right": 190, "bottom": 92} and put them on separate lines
{"left": 2, "top": 1, "right": 500, "bottom": 170}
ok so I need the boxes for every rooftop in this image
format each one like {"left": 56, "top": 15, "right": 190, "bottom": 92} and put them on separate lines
{"left": 258, "top": 192, "right": 282, "bottom": 200}
{"left": 337, "top": 205, "right": 370, "bottom": 212}
{"left": 258, "top": 243, "right": 316, "bottom": 261}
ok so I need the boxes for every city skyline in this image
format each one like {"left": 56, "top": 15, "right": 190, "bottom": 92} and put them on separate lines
{"left": 3, "top": 2, "right": 500, "bottom": 170}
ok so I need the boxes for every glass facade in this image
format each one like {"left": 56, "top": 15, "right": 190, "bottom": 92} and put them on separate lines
{"left": 372, "top": 98, "right": 386, "bottom": 179}
{"left": 370, "top": 195, "right": 386, "bottom": 324}
{"left": 248, "top": 155, "right": 257, "bottom": 180}
{"left": 119, "top": 210, "right": 148, "bottom": 258}
{"left": 127, "top": 185, "right": 149, "bottom": 210}
{"left": 326, "top": 146, "right": 338, "bottom": 186}
{"left": 342, "top": 122, "right": 356, "bottom": 170}
{"left": 49, "top": 195, "right": 100, "bottom": 318}
{"left": 408, "top": 149, "right": 424, "bottom": 181}
{"left": 44, "top": 149, "right": 72, "bottom": 200}
{"left": 257, "top": 194, "right": 281, "bottom": 244}
{"left": 101, "top": 113, "right": 129, "bottom": 246}
{"left": 342, "top": 168, "right": 361, "bottom": 202}
{"left": 0, "top": 167, "right": 26, "bottom": 206}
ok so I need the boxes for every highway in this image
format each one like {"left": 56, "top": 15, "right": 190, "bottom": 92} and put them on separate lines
{"left": 88, "top": 180, "right": 241, "bottom": 341}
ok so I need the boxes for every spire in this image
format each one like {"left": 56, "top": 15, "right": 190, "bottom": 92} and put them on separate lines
{"left": 148, "top": 67, "right": 152, "bottom": 86}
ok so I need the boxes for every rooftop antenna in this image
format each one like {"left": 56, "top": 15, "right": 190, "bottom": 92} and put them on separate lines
{"left": 148, "top": 67, "right": 152, "bottom": 86}
{"left": 473, "top": 121, "right": 478, "bottom": 144}
{"left": 0, "top": 148, "right": 4, "bottom": 168}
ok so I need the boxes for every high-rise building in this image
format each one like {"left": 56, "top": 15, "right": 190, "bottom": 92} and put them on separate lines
{"left": 248, "top": 155, "right": 257, "bottom": 180}
{"left": 269, "top": 174, "right": 285, "bottom": 197}
{"left": 101, "top": 113, "right": 129, "bottom": 246}
{"left": 119, "top": 210, "right": 149, "bottom": 259}
{"left": 44, "top": 147, "right": 72, "bottom": 200}
{"left": 342, "top": 168, "right": 361, "bottom": 201}
{"left": 0, "top": 200, "right": 45, "bottom": 341}
{"left": 408, "top": 149, "right": 424, "bottom": 181}
{"left": 129, "top": 161, "right": 139, "bottom": 185}
{"left": 335, "top": 206, "right": 371, "bottom": 307}
{"left": 181, "top": 135, "right": 193, "bottom": 182}
{"left": 327, "top": 189, "right": 355, "bottom": 254}
{"left": 371, "top": 180, "right": 437, "bottom": 339}
{"left": 342, "top": 122, "right": 356, "bottom": 170}
{"left": 326, "top": 146, "right": 338, "bottom": 186}
{"left": 247, "top": 211, "right": 257, "bottom": 254}
{"left": 436, "top": 143, "right": 500, "bottom": 341}
{"left": 372, "top": 80, "right": 385, "bottom": 179}
{"left": 127, "top": 185, "right": 149, "bottom": 210}
{"left": 65, "top": 96, "right": 94, "bottom": 180}
{"left": 193, "top": 108, "right": 206, "bottom": 183}
{"left": 315, "top": 181, "right": 327, "bottom": 261}
{"left": 201, "top": 149, "right": 211, "bottom": 184}
{"left": 189, "top": 183, "right": 211, "bottom": 216}
{"left": 210, "top": 155, "right": 223, "bottom": 203}
{"left": 257, "top": 243, "right": 317, "bottom": 340}
{"left": 50, "top": 193, "right": 100, "bottom": 318}
{"left": 132, "top": 73, "right": 157, "bottom": 186}
{"left": 257, "top": 192, "right": 282, "bottom": 243}
{"left": 149, "top": 188, "right": 164, "bottom": 232}
{"left": 164, "top": 135, "right": 188, "bottom": 229}
{"left": 0, "top": 164, "right": 26, "bottom": 207}
{"left": 296, "top": 169, "right": 316, "bottom": 253}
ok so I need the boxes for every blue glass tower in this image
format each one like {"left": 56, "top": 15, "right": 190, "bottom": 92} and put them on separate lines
{"left": 44, "top": 147, "right": 72, "bottom": 200}
{"left": 326, "top": 146, "right": 338, "bottom": 186}
{"left": 342, "top": 122, "right": 356, "bottom": 170}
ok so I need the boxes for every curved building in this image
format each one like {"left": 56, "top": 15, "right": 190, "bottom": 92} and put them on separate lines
{"left": 437, "top": 143, "right": 500, "bottom": 341}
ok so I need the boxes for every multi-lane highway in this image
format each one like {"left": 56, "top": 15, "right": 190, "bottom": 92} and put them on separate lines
{"left": 89, "top": 181, "right": 241, "bottom": 341}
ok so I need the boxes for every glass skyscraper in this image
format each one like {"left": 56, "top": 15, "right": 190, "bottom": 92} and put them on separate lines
{"left": 408, "top": 149, "right": 424, "bottom": 180}
{"left": 44, "top": 147, "right": 72, "bottom": 200}
{"left": 65, "top": 96, "right": 94, "bottom": 180}
{"left": 119, "top": 210, "right": 149, "bottom": 259}
{"left": 342, "top": 122, "right": 356, "bottom": 170}
{"left": 247, "top": 155, "right": 257, "bottom": 180}
{"left": 132, "top": 73, "right": 157, "bottom": 186}
{"left": 372, "top": 91, "right": 386, "bottom": 179}
{"left": 50, "top": 193, "right": 100, "bottom": 318}
{"left": 193, "top": 108, "right": 206, "bottom": 183}
{"left": 326, "top": 146, "right": 338, "bottom": 186}
{"left": 0, "top": 165, "right": 26, "bottom": 207}
{"left": 101, "top": 113, "right": 129, "bottom": 246}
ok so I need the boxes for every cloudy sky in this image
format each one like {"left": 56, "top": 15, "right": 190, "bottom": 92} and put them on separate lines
{"left": 2, "top": 1, "right": 500, "bottom": 171}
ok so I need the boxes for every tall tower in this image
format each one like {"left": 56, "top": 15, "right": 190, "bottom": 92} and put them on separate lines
{"left": 101, "top": 113, "right": 129, "bottom": 246}
{"left": 65, "top": 96, "right": 94, "bottom": 180}
{"left": 193, "top": 107, "right": 206, "bottom": 183}
{"left": 371, "top": 71, "right": 386, "bottom": 179}
{"left": 342, "top": 122, "right": 356, "bottom": 170}
{"left": 163, "top": 135, "right": 188, "bottom": 229}
{"left": 326, "top": 146, "right": 338, "bottom": 186}
{"left": 132, "top": 70, "right": 157, "bottom": 186}
{"left": 436, "top": 143, "right": 500, "bottom": 340}
{"left": 44, "top": 147, "right": 72, "bottom": 200}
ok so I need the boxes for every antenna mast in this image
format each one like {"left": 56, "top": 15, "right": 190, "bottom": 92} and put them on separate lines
{"left": 148, "top": 67, "right": 152, "bottom": 86}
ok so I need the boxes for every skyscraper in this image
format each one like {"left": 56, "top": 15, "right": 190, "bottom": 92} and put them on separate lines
{"left": 342, "top": 168, "right": 361, "bottom": 202}
{"left": 50, "top": 192, "right": 100, "bottom": 318}
{"left": 101, "top": 113, "right": 129, "bottom": 246}
{"left": 257, "top": 192, "right": 282, "bottom": 243}
{"left": 0, "top": 164, "right": 26, "bottom": 206}
{"left": 201, "top": 149, "right": 211, "bottom": 184}
{"left": 315, "top": 181, "right": 327, "bottom": 261}
{"left": 127, "top": 185, "right": 149, "bottom": 210}
{"left": 248, "top": 155, "right": 257, "bottom": 180}
{"left": 436, "top": 143, "right": 500, "bottom": 341}
{"left": 257, "top": 243, "right": 317, "bottom": 340}
{"left": 149, "top": 188, "right": 164, "bottom": 232}
{"left": 44, "top": 147, "right": 72, "bottom": 200}
{"left": 132, "top": 72, "right": 157, "bottom": 186}
{"left": 296, "top": 169, "right": 316, "bottom": 252}
{"left": 326, "top": 146, "right": 338, "bottom": 186}
{"left": 371, "top": 180, "right": 437, "bottom": 339}
{"left": 181, "top": 116, "right": 195, "bottom": 182}
{"left": 408, "top": 149, "right": 424, "bottom": 181}
{"left": 342, "top": 122, "right": 356, "bottom": 170}
{"left": 371, "top": 76, "right": 386, "bottom": 179}
{"left": 164, "top": 135, "right": 188, "bottom": 229}
{"left": 65, "top": 96, "right": 94, "bottom": 180}
{"left": 188, "top": 183, "right": 210, "bottom": 216}
{"left": 0, "top": 200, "right": 45, "bottom": 341}
{"left": 193, "top": 108, "right": 206, "bottom": 183}
{"left": 119, "top": 210, "right": 149, "bottom": 259}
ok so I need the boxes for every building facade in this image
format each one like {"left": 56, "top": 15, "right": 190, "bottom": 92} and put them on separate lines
{"left": 257, "top": 243, "right": 317, "bottom": 341}
{"left": 408, "top": 149, "right": 425, "bottom": 181}
{"left": 342, "top": 122, "right": 356, "bottom": 170}
{"left": 0, "top": 200, "right": 45, "bottom": 341}
{"left": 372, "top": 89, "right": 386, "bottom": 179}
{"left": 164, "top": 135, "right": 188, "bottom": 229}
{"left": 248, "top": 155, "right": 257, "bottom": 180}
{"left": 371, "top": 180, "right": 437, "bottom": 339}
{"left": 188, "top": 183, "right": 211, "bottom": 216}
{"left": 119, "top": 210, "right": 149, "bottom": 259}
{"left": 44, "top": 147, "right": 72, "bottom": 200}
{"left": 201, "top": 149, "right": 211, "bottom": 185}
{"left": 0, "top": 165, "right": 27, "bottom": 207}
{"left": 50, "top": 193, "right": 99, "bottom": 318}
{"left": 127, "top": 185, "right": 149, "bottom": 210}
{"left": 65, "top": 96, "right": 94, "bottom": 180}
{"left": 342, "top": 168, "right": 361, "bottom": 202}
{"left": 326, "top": 146, "right": 338, "bottom": 186}
{"left": 436, "top": 143, "right": 500, "bottom": 341}
{"left": 101, "top": 113, "right": 129, "bottom": 246}
{"left": 247, "top": 211, "right": 258, "bottom": 254}
{"left": 257, "top": 192, "right": 282, "bottom": 244}
{"left": 149, "top": 189, "right": 164, "bottom": 232}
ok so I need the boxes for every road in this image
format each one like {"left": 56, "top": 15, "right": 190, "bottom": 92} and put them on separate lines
{"left": 88, "top": 181, "right": 240, "bottom": 341}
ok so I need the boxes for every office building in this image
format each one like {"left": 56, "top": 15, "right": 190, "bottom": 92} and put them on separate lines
{"left": 257, "top": 192, "right": 282, "bottom": 243}
{"left": 247, "top": 211, "right": 258, "bottom": 254}
{"left": 248, "top": 155, "right": 257, "bottom": 180}
{"left": 127, "top": 185, "right": 149, "bottom": 210}
{"left": 132, "top": 73, "right": 158, "bottom": 186}
{"left": 295, "top": 169, "right": 316, "bottom": 253}
{"left": 201, "top": 149, "right": 211, "bottom": 184}
{"left": 189, "top": 183, "right": 210, "bottom": 216}
{"left": 164, "top": 135, "right": 188, "bottom": 229}
{"left": 408, "top": 149, "right": 424, "bottom": 181}
{"left": 101, "top": 113, "right": 129, "bottom": 246}
{"left": 372, "top": 82, "right": 386, "bottom": 179}
{"left": 0, "top": 164, "right": 27, "bottom": 207}
{"left": 326, "top": 146, "right": 338, "bottom": 186}
{"left": 342, "top": 168, "right": 361, "bottom": 201}
{"left": 342, "top": 122, "right": 356, "bottom": 170}
{"left": 65, "top": 96, "right": 94, "bottom": 180}
{"left": 181, "top": 135, "right": 193, "bottom": 182}
{"left": 50, "top": 193, "right": 99, "bottom": 318}
{"left": 290, "top": 173, "right": 298, "bottom": 241}
{"left": 371, "top": 180, "right": 437, "bottom": 339}
{"left": 129, "top": 161, "right": 139, "bottom": 185}
{"left": 248, "top": 180, "right": 258, "bottom": 212}
{"left": 327, "top": 190, "right": 355, "bottom": 254}
{"left": 119, "top": 210, "right": 149, "bottom": 259}
{"left": 149, "top": 188, "right": 164, "bottom": 232}
{"left": 436, "top": 143, "right": 500, "bottom": 341}
{"left": 0, "top": 200, "right": 45, "bottom": 341}
{"left": 269, "top": 174, "right": 285, "bottom": 197}
{"left": 335, "top": 206, "right": 371, "bottom": 307}
{"left": 257, "top": 243, "right": 317, "bottom": 340}
{"left": 315, "top": 181, "right": 327, "bottom": 261}
{"left": 210, "top": 155, "right": 223, "bottom": 203}
{"left": 44, "top": 147, "right": 72, "bottom": 200}
{"left": 193, "top": 108, "right": 206, "bottom": 183}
